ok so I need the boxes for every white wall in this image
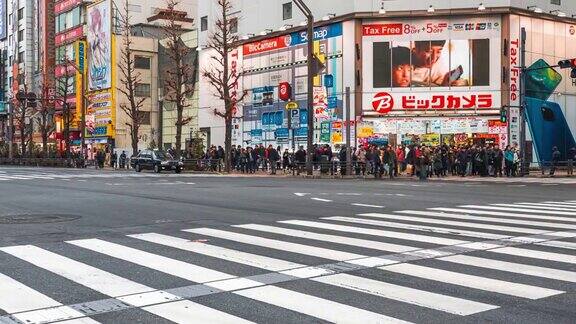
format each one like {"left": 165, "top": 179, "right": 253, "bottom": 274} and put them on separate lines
{"left": 197, "top": 0, "right": 576, "bottom": 43}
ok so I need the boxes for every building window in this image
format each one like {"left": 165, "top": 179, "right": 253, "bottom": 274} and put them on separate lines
{"left": 551, "top": 0, "right": 561, "bottom": 5}
{"left": 230, "top": 17, "right": 238, "bottom": 34}
{"left": 200, "top": 16, "right": 208, "bottom": 31}
{"left": 18, "top": 51, "right": 24, "bottom": 63}
{"left": 17, "top": 8, "right": 23, "bottom": 21}
{"left": 128, "top": 4, "right": 142, "bottom": 13}
{"left": 138, "top": 111, "right": 151, "bottom": 125}
{"left": 134, "top": 83, "right": 151, "bottom": 97}
{"left": 17, "top": 30, "right": 23, "bottom": 42}
{"left": 134, "top": 56, "right": 151, "bottom": 69}
{"left": 283, "top": 2, "right": 292, "bottom": 20}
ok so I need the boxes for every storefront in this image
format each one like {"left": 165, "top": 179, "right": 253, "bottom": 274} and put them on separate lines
{"left": 200, "top": 11, "right": 576, "bottom": 158}
{"left": 361, "top": 15, "right": 503, "bottom": 148}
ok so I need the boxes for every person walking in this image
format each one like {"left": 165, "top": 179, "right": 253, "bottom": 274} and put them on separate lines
{"left": 504, "top": 146, "right": 514, "bottom": 177}
{"left": 568, "top": 146, "right": 576, "bottom": 176}
{"left": 119, "top": 151, "right": 127, "bottom": 169}
{"left": 550, "top": 146, "right": 561, "bottom": 177}
{"left": 268, "top": 145, "right": 280, "bottom": 175}
{"left": 295, "top": 146, "right": 306, "bottom": 175}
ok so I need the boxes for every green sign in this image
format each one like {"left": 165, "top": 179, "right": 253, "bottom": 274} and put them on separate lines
{"left": 0, "top": 102, "right": 5, "bottom": 114}
{"left": 320, "top": 121, "right": 331, "bottom": 142}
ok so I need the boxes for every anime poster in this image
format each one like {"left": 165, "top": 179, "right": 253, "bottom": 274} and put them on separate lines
{"left": 87, "top": 0, "right": 111, "bottom": 91}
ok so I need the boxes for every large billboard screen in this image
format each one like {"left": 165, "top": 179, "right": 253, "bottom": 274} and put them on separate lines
{"left": 87, "top": 0, "right": 112, "bottom": 91}
{"left": 0, "top": 0, "right": 6, "bottom": 41}
{"left": 363, "top": 17, "right": 502, "bottom": 116}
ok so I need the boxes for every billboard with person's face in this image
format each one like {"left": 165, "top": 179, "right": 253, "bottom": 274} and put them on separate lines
{"left": 363, "top": 17, "right": 501, "bottom": 116}
{"left": 87, "top": 0, "right": 112, "bottom": 91}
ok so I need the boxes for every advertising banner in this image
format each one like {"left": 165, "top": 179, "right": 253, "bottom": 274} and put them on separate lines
{"left": 87, "top": 0, "right": 112, "bottom": 91}
{"left": 313, "top": 86, "right": 329, "bottom": 119}
{"left": 86, "top": 91, "right": 112, "bottom": 137}
{"left": 363, "top": 16, "right": 501, "bottom": 116}
{"left": 0, "top": 0, "right": 6, "bottom": 41}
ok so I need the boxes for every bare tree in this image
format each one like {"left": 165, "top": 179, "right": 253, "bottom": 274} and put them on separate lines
{"left": 55, "top": 65, "right": 75, "bottom": 159}
{"left": 202, "top": 0, "right": 246, "bottom": 173}
{"left": 116, "top": 0, "right": 146, "bottom": 156}
{"left": 12, "top": 93, "right": 33, "bottom": 157}
{"left": 162, "top": 0, "right": 198, "bottom": 159}
{"left": 36, "top": 82, "right": 55, "bottom": 157}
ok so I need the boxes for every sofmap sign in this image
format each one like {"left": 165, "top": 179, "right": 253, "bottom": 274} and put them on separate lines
{"left": 243, "top": 23, "right": 342, "bottom": 56}
{"left": 0, "top": 0, "right": 6, "bottom": 41}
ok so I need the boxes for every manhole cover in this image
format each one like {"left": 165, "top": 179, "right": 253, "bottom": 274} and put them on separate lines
{"left": 0, "top": 214, "right": 81, "bottom": 224}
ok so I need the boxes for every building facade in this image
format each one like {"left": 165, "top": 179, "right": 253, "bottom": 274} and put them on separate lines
{"left": 198, "top": 0, "right": 576, "bottom": 164}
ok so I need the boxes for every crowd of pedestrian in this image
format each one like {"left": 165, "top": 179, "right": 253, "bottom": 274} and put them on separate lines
{"left": 221, "top": 143, "right": 530, "bottom": 179}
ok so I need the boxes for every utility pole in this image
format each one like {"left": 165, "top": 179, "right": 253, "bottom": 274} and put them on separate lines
{"left": 345, "top": 87, "right": 351, "bottom": 176}
{"left": 8, "top": 101, "right": 13, "bottom": 159}
{"left": 293, "top": 0, "right": 315, "bottom": 175}
{"left": 519, "top": 27, "right": 527, "bottom": 177}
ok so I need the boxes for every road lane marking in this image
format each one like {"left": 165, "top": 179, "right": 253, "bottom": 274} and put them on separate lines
{"left": 352, "top": 203, "right": 385, "bottom": 208}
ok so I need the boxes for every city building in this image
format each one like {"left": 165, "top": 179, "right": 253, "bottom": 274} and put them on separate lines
{"left": 198, "top": 0, "right": 576, "bottom": 165}
{"left": 48, "top": 0, "right": 196, "bottom": 156}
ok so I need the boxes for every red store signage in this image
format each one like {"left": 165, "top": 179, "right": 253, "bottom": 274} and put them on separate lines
{"left": 371, "top": 92, "right": 493, "bottom": 114}
{"left": 243, "top": 35, "right": 291, "bottom": 56}
{"left": 278, "top": 82, "right": 291, "bottom": 101}
{"left": 363, "top": 24, "right": 403, "bottom": 36}
{"left": 55, "top": 25, "right": 83, "bottom": 46}
{"left": 55, "top": 0, "right": 83, "bottom": 15}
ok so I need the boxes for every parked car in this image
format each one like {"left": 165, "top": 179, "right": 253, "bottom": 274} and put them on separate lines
{"left": 130, "top": 150, "right": 183, "bottom": 173}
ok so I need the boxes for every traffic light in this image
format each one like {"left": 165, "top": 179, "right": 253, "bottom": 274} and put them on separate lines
{"left": 557, "top": 58, "right": 576, "bottom": 78}
{"left": 500, "top": 107, "right": 508, "bottom": 123}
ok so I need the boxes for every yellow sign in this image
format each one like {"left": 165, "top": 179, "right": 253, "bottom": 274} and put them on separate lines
{"left": 357, "top": 126, "right": 374, "bottom": 139}
{"left": 421, "top": 133, "right": 440, "bottom": 146}
{"left": 331, "top": 131, "right": 343, "bottom": 144}
{"left": 285, "top": 101, "right": 299, "bottom": 110}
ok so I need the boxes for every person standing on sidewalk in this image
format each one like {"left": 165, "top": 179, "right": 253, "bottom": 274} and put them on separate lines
{"left": 568, "top": 146, "right": 576, "bottom": 176}
{"left": 267, "top": 145, "right": 280, "bottom": 175}
{"left": 550, "top": 146, "right": 561, "bottom": 177}
{"left": 295, "top": 146, "right": 306, "bottom": 175}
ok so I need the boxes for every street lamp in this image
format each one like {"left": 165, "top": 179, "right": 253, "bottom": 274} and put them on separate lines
{"left": 293, "top": 0, "right": 315, "bottom": 175}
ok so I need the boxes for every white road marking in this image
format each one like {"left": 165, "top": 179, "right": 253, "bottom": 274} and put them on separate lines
{"left": 129, "top": 233, "right": 301, "bottom": 272}
{"left": 184, "top": 228, "right": 364, "bottom": 261}
{"left": 67, "top": 239, "right": 234, "bottom": 283}
{"left": 317, "top": 217, "right": 510, "bottom": 240}
{"left": 382, "top": 263, "right": 562, "bottom": 299}
{"left": 0, "top": 272, "right": 100, "bottom": 324}
{"left": 280, "top": 219, "right": 467, "bottom": 245}
{"left": 460, "top": 205, "right": 576, "bottom": 216}
{"left": 314, "top": 273, "right": 498, "bottom": 315}
{"left": 431, "top": 207, "right": 576, "bottom": 223}
{"left": 364, "top": 212, "right": 548, "bottom": 234}
{"left": 489, "top": 246, "right": 576, "bottom": 265}
{"left": 395, "top": 210, "right": 576, "bottom": 231}
{"left": 0, "top": 245, "right": 251, "bottom": 324}
{"left": 233, "top": 223, "right": 418, "bottom": 253}
{"left": 516, "top": 202, "right": 576, "bottom": 210}
{"left": 352, "top": 203, "right": 385, "bottom": 209}
{"left": 294, "top": 193, "right": 310, "bottom": 197}
{"left": 495, "top": 203, "right": 576, "bottom": 212}
{"left": 311, "top": 197, "right": 332, "bottom": 202}
{"left": 236, "top": 285, "right": 411, "bottom": 324}
{"left": 439, "top": 254, "right": 576, "bottom": 283}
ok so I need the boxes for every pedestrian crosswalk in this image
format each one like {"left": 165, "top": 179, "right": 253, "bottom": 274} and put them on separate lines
{"left": 2, "top": 200, "right": 576, "bottom": 323}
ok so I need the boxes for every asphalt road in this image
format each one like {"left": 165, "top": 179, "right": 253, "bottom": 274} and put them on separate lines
{"left": 0, "top": 166, "right": 575, "bottom": 323}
